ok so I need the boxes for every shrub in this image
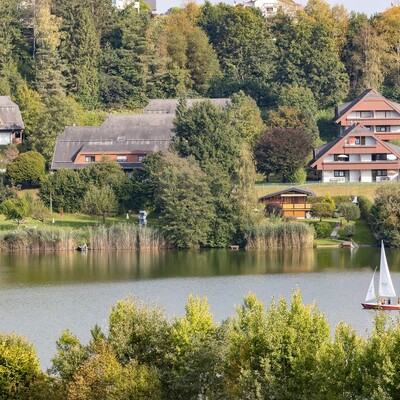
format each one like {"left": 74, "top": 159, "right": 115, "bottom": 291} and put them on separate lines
{"left": 288, "top": 168, "right": 307, "bottom": 183}
{"left": 265, "top": 202, "right": 283, "bottom": 217}
{"left": 6, "top": 151, "right": 45, "bottom": 184}
{"left": 310, "top": 202, "right": 334, "bottom": 220}
{"left": 344, "top": 224, "right": 355, "bottom": 237}
{"left": 358, "top": 196, "right": 372, "bottom": 221}
{"left": 337, "top": 203, "right": 360, "bottom": 223}
{"left": 314, "top": 222, "right": 332, "bottom": 238}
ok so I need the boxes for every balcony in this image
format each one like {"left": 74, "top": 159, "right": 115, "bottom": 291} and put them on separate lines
{"left": 282, "top": 203, "right": 312, "bottom": 210}
{"left": 322, "top": 161, "right": 399, "bottom": 171}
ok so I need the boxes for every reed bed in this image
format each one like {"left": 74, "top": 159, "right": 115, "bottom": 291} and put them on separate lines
{"left": 245, "top": 221, "right": 314, "bottom": 249}
{"left": 0, "top": 227, "right": 79, "bottom": 252}
{"left": 87, "top": 223, "right": 166, "bottom": 250}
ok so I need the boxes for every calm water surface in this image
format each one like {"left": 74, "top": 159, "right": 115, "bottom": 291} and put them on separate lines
{"left": 0, "top": 247, "right": 399, "bottom": 369}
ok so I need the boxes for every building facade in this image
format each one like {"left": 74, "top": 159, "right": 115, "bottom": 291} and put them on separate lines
{"left": 311, "top": 124, "right": 400, "bottom": 183}
{"left": 334, "top": 89, "right": 400, "bottom": 140}
{"left": 0, "top": 97, "right": 24, "bottom": 145}
{"left": 259, "top": 187, "right": 315, "bottom": 218}
{"left": 112, "top": 0, "right": 156, "bottom": 12}
{"left": 241, "top": 0, "right": 302, "bottom": 19}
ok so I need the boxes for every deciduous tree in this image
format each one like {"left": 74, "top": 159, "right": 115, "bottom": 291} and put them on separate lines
{"left": 254, "top": 128, "right": 312, "bottom": 182}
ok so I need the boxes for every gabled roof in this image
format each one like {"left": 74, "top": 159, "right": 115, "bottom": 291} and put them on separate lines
{"left": 334, "top": 89, "right": 400, "bottom": 125}
{"left": 144, "top": 98, "right": 230, "bottom": 114}
{"left": 51, "top": 114, "right": 175, "bottom": 170}
{"left": 259, "top": 187, "right": 315, "bottom": 201}
{"left": 311, "top": 124, "right": 400, "bottom": 168}
{"left": 0, "top": 96, "right": 24, "bottom": 131}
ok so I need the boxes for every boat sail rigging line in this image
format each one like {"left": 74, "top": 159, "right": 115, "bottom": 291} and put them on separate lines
{"left": 362, "top": 241, "right": 400, "bottom": 310}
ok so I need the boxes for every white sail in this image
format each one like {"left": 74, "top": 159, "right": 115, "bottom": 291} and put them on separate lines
{"left": 378, "top": 241, "right": 397, "bottom": 298}
{"left": 365, "top": 270, "right": 376, "bottom": 302}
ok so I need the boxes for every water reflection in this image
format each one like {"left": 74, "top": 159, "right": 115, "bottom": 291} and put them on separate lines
{"left": 0, "top": 247, "right": 393, "bottom": 287}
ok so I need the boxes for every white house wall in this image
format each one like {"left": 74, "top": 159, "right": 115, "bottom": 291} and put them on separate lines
{"left": 361, "top": 170, "right": 372, "bottom": 182}
{"left": 0, "top": 132, "right": 12, "bottom": 145}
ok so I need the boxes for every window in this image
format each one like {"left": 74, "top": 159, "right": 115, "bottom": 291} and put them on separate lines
{"left": 375, "top": 170, "right": 387, "bottom": 176}
{"left": 372, "top": 154, "right": 387, "bottom": 161}
{"left": 355, "top": 111, "right": 372, "bottom": 118}
{"left": 334, "top": 154, "right": 349, "bottom": 162}
{"left": 334, "top": 171, "right": 346, "bottom": 177}
{"left": 117, "top": 136, "right": 125, "bottom": 141}
{"left": 376, "top": 111, "right": 394, "bottom": 118}
{"left": 354, "top": 136, "right": 366, "bottom": 145}
{"left": 138, "top": 155, "right": 145, "bottom": 162}
{"left": 376, "top": 126, "right": 390, "bottom": 132}
{"left": 85, "top": 156, "right": 95, "bottom": 163}
{"left": 117, "top": 155, "right": 127, "bottom": 162}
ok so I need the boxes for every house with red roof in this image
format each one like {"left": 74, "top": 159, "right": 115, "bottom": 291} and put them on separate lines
{"left": 311, "top": 124, "right": 400, "bottom": 183}
{"left": 333, "top": 89, "right": 400, "bottom": 140}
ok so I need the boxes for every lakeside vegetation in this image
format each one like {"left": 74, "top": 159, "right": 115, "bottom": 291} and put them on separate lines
{"left": 3, "top": 290, "right": 400, "bottom": 399}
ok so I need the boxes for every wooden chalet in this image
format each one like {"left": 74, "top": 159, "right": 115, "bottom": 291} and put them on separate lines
{"left": 311, "top": 124, "right": 400, "bottom": 183}
{"left": 0, "top": 96, "right": 24, "bottom": 145}
{"left": 259, "top": 187, "right": 315, "bottom": 218}
{"left": 334, "top": 89, "right": 400, "bottom": 140}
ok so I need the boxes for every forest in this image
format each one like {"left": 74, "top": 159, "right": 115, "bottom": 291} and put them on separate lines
{"left": 1, "top": 0, "right": 399, "bottom": 161}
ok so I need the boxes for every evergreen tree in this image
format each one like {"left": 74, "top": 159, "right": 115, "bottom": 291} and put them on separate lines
{"left": 0, "top": 0, "right": 25, "bottom": 95}
{"left": 34, "top": 0, "right": 65, "bottom": 98}
{"left": 53, "top": 1, "right": 101, "bottom": 108}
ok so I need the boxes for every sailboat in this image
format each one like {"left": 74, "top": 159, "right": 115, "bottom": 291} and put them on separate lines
{"left": 362, "top": 241, "right": 400, "bottom": 310}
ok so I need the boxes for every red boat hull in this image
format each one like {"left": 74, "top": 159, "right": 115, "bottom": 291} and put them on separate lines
{"left": 362, "top": 303, "right": 400, "bottom": 310}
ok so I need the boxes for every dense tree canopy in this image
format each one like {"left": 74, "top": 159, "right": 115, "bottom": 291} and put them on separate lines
{"left": 254, "top": 128, "right": 313, "bottom": 182}
{"left": 370, "top": 184, "right": 400, "bottom": 246}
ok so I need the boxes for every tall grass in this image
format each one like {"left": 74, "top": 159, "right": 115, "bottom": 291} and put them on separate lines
{"left": 0, "top": 227, "right": 79, "bottom": 252}
{"left": 0, "top": 224, "right": 166, "bottom": 252}
{"left": 245, "top": 221, "right": 314, "bottom": 249}
{"left": 87, "top": 223, "right": 166, "bottom": 250}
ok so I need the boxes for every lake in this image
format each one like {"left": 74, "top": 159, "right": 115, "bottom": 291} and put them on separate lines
{"left": 0, "top": 247, "right": 398, "bottom": 370}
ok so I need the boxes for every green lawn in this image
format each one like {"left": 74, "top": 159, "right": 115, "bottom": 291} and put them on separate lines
{"left": 337, "top": 218, "right": 375, "bottom": 245}
{"left": 0, "top": 212, "right": 141, "bottom": 231}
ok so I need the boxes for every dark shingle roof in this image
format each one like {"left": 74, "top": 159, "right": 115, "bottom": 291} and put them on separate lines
{"left": 259, "top": 187, "right": 315, "bottom": 201}
{"left": 144, "top": 98, "right": 230, "bottom": 114}
{"left": 51, "top": 114, "right": 174, "bottom": 170}
{"left": 0, "top": 96, "right": 24, "bottom": 130}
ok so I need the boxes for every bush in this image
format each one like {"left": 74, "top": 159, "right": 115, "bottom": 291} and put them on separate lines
{"left": 337, "top": 203, "right": 360, "bottom": 223}
{"left": 358, "top": 196, "right": 372, "bottom": 221}
{"left": 265, "top": 202, "right": 283, "bottom": 217}
{"left": 288, "top": 168, "right": 307, "bottom": 183}
{"left": 344, "top": 224, "right": 355, "bottom": 237}
{"left": 310, "top": 202, "right": 334, "bottom": 220}
{"left": 6, "top": 151, "right": 45, "bottom": 184}
{"left": 314, "top": 221, "right": 332, "bottom": 238}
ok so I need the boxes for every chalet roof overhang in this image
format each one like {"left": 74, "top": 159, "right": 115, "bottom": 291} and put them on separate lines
{"left": 258, "top": 187, "right": 315, "bottom": 201}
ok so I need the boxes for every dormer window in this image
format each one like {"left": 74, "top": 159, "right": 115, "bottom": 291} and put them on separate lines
{"left": 85, "top": 155, "right": 95, "bottom": 163}
{"left": 355, "top": 136, "right": 366, "bottom": 145}
{"left": 117, "top": 155, "right": 127, "bottom": 162}
{"left": 117, "top": 136, "right": 125, "bottom": 141}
